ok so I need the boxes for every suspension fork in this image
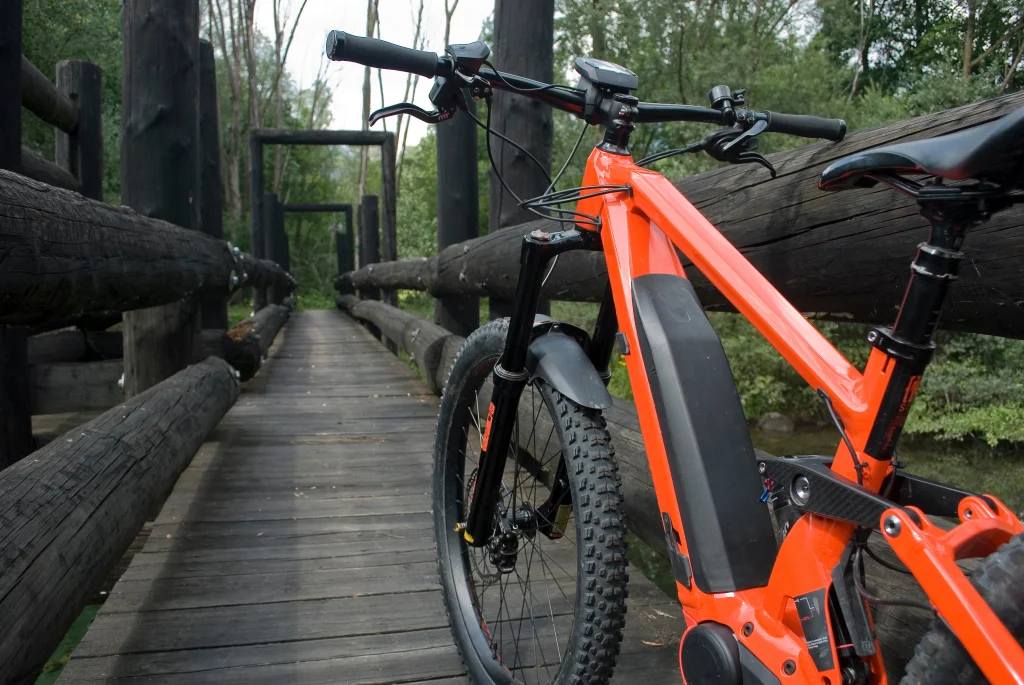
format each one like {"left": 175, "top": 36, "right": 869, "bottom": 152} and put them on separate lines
{"left": 463, "top": 227, "right": 601, "bottom": 546}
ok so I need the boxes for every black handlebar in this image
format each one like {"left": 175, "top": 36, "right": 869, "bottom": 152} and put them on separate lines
{"left": 325, "top": 30, "right": 442, "bottom": 78}
{"left": 764, "top": 111, "right": 846, "bottom": 142}
{"left": 325, "top": 30, "right": 846, "bottom": 143}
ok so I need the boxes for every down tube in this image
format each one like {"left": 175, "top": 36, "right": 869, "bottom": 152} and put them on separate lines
{"left": 629, "top": 171, "right": 870, "bottom": 429}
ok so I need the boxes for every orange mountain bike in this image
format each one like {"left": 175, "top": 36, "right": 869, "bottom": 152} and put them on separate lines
{"left": 327, "top": 31, "right": 1024, "bottom": 685}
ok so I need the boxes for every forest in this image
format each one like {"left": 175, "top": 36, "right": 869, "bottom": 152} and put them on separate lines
{"left": 19, "top": 0, "right": 1024, "bottom": 475}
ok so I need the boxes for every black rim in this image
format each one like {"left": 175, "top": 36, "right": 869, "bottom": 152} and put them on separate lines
{"left": 441, "top": 355, "right": 579, "bottom": 685}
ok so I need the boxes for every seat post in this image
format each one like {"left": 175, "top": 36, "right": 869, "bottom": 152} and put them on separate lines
{"left": 862, "top": 199, "right": 984, "bottom": 460}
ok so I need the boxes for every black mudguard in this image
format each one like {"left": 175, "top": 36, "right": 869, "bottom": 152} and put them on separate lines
{"left": 525, "top": 327, "right": 613, "bottom": 410}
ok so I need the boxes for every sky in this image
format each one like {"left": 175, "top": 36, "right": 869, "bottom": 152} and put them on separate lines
{"left": 255, "top": 0, "right": 495, "bottom": 147}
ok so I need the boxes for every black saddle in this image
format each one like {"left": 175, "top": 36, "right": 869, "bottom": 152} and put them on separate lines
{"left": 819, "top": 105, "right": 1024, "bottom": 191}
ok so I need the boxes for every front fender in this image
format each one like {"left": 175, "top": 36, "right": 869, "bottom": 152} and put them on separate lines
{"left": 525, "top": 331, "right": 613, "bottom": 410}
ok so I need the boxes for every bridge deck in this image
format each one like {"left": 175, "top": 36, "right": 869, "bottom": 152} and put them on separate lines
{"left": 59, "top": 310, "right": 684, "bottom": 684}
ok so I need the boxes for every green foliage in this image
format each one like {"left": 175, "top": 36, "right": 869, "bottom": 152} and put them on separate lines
{"left": 21, "top": 0, "right": 123, "bottom": 202}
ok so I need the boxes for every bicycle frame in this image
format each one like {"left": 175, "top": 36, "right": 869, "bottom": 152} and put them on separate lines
{"left": 576, "top": 147, "right": 1024, "bottom": 684}
{"left": 474, "top": 145, "right": 1024, "bottom": 684}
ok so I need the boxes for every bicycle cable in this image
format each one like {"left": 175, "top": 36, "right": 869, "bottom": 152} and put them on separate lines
{"left": 817, "top": 388, "right": 866, "bottom": 485}
{"left": 852, "top": 547, "right": 936, "bottom": 614}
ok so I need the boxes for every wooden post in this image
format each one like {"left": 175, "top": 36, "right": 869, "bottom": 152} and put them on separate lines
{"left": 0, "top": 0, "right": 32, "bottom": 468}
{"left": 249, "top": 135, "right": 267, "bottom": 311}
{"left": 263, "top": 193, "right": 289, "bottom": 305}
{"left": 435, "top": 96, "right": 480, "bottom": 337}
{"left": 487, "top": 0, "right": 554, "bottom": 320}
{"left": 121, "top": 0, "right": 201, "bottom": 397}
{"left": 335, "top": 206, "right": 356, "bottom": 295}
{"left": 197, "top": 39, "right": 228, "bottom": 330}
{"left": 358, "top": 196, "right": 381, "bottom": 301}
{"left": 380, "top": 132, "right": 398, "bottom": 308}
{"left": 358, "top": 196, "right": 382, "bottom": 341}
{"left": 55, "top": 60, "right": 103, "bottom": 201}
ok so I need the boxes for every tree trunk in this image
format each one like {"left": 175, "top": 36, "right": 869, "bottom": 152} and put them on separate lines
{"left": 199, "top": 39, "right": 229, "bottom": 331}
{"left": 487, "top": 0, "right": 554, "bottom": 319}
{"left": 962, "top": 0, "right": 975, "bottom": 80}
{"left": 357, "top": 0, "right": 378, "bottom": 201}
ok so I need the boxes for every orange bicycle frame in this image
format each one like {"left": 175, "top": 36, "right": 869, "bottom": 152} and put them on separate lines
{"left": 576, "top": 147, "right": 1024, "bottom": 684}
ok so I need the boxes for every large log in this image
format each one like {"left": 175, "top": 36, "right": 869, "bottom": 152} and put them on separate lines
{"left": 0, "top": 357, "right": 239, "bottom": 684}
{"left": 339, "top": 298, "right": 956, "bottom": 680}
{"left": 340, "top": 92, "right": 1024, "bottom": 339}
{"left": 20, "top": 56, "right": 78, "bottom": 133}
{"left": 0, "top": 170, "right": 290, "bottom": 327}
{"left": 29, "top": 359, "right": 123, "bottom": 414}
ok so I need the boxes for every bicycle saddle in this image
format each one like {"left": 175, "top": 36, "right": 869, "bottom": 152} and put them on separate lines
{"left": 819, "top": 105, "right": 1024, "bottom": 191}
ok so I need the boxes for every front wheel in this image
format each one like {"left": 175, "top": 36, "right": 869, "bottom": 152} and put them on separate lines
{"left": 432, "top": 318, "right": 629, "bottom": 685}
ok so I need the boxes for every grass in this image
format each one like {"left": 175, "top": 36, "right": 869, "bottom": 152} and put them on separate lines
{"left": 227, "top": 292, "right": 337, "bottom": 328}
{"left": 35, "top": 605, "right": 100, "bottom": 684}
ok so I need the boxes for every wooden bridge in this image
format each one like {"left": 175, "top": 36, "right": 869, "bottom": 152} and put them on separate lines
{"left": 52, "top": 309, "right": 684, "bottom": 684}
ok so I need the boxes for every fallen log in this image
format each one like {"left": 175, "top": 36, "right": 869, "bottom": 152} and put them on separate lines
{"left": 0, "top": 357, "right": 239, "bottom": 684}
{"left": 0, "top": 170, "right": 293, "bottom": 326}
{"left": 338, "top": 91, "right": 1024, "bottom": 339}
{"left": 202, "top": 301, "right": 294, "bottom": 381}
{"left": 29, "top": 359, "right": 123, "bottom": 414}
{"left": 340, "top": 298, "right": 960, "bottom": 680}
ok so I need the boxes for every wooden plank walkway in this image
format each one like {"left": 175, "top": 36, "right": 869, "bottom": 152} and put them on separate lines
{"left": 58, "top": 309, "right": 684, "bottom": 684}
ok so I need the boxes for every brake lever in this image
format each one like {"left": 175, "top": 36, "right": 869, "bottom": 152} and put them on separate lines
{"left": 368, "top": 102, "right": 455, "bottom": 127}
{"left": 735, "top": 151, "right": 777, "bottom": 178}
{"left": 721, "top": 118, "right": 767, "bottom": 153}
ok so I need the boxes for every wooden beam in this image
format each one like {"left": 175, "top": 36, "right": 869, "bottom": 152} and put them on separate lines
{"left": 55, "top": 60, "right": 103, "bottom": 200}
{"left": 339, "top": 92, "right": 1024, "bottom": 339}
{"left": 358, "top": 196, "right": 381, "bottom": 302}
{"left": 0, "top": 357, "right": 239, "bottom": 684}
{"left": 121, "top": 0, "right": 202, "bottom": 397}
{"left": 21, "top": 145, "right": 80, "bottom": 191}
{"left": 20, "top": 56, "right": 78, "bottom": 133}
{"left": 30, "top": 359, "right": 123, "bottom": 414}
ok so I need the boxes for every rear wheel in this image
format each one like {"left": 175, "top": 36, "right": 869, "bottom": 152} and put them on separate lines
{"left": 432, "top": 318, "right": 628, "bottom": 685}
{"left": 901, "top": 532, "right": 1024, "bottom": 684}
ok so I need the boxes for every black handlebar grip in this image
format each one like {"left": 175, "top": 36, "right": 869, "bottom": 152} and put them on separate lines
{"left": 325, "top": 30, "right": 440, "bottom": 78}
{"left": 764, "top": 111, "right": 847, "bottom": 141}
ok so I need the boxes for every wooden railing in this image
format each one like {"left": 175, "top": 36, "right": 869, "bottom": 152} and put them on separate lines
{"left": 0, "top": 3, "right": 297, "bottom": 682}
{"left": 338, "top": 91, "right": 1024, "bottom": 339}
